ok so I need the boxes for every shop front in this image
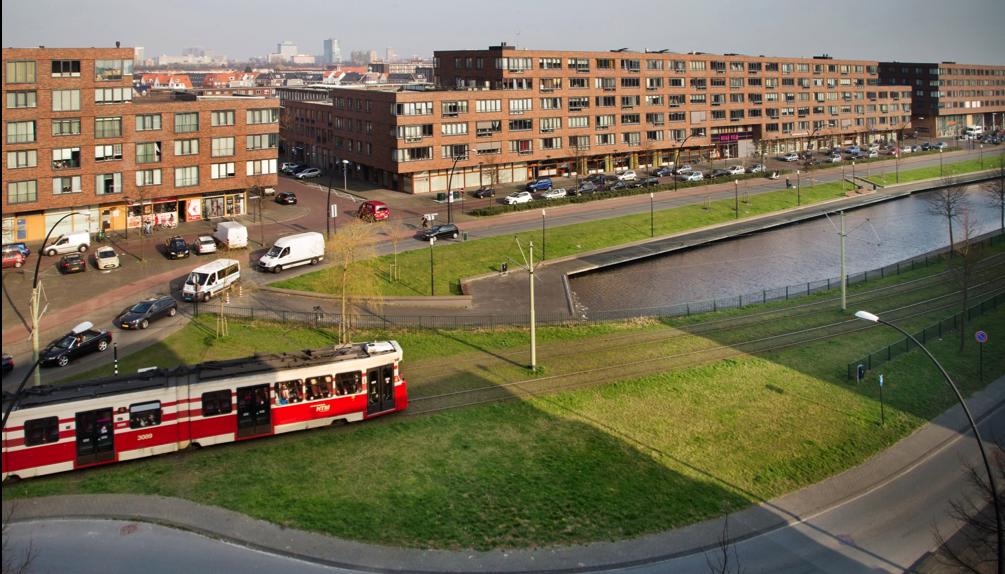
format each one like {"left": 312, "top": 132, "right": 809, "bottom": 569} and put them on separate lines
{"left": 127, "top": 198, "right": 179, "bottom": 230}
{"left": 199, "top": 191, "right": 245, "bottom": 220}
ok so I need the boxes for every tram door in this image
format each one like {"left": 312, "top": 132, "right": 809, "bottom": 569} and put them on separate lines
{"left": 366, "top": 364, "right": 396, "bottom": 415}
{"left": 75, "top": 408, "right": 115, "bottom": 466}
{"left": 235, "top": 384, "right": 272, "bottom": 438}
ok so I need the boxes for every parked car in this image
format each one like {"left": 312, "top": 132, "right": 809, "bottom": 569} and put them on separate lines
{"left": 933, "top": 142, "right": 948, "bottom": 150}
{"left": 164, "top": 235, "right": 191, "bottom": 259}
{"left": 2, "top": 242, "right": 30, "bottom": 258}
{"left": 44, "top": 231, "right": 90, "bottom": 256}
{"left": 280, "top": 162, "right": 301, "bottom": 174}
{"left": 504, "top": 191, "right": 534, "bottom": 205}
{"left": 654, "top": 166, "right": 675, "bottom": 177}
{"left": 674, "top": 164, "right": 694, "bottom": 175}
{"left": 94, "top": 246, "right": 120, "bottom": 270}
{"left": 574, "top": 181, "right": 598, "bottom": 195}
{"left": 294, "top": 167, "right": 322, "bottom": 180}
{"left": 472, "top": 187, "right": 496, "bottom": 199}
{"left": 59, "top": 253, "right": 87, "bottom": 274}
{"left": 639, "top": 177, "right": 660, "bottom": 187}
{"left": 747, "top": 164, "right": 766, "bottom": 174}
{"left": 900, "top": 145, "right": 913, "bottom": 154}
{"left": 681, "top": 171, "right": 704, "bottom": 182}
{"left": 2, "top": 250, "right": 25, "bottom": 269}
{"left": 611, "top": 181, "right": 633, "bottom": 191}
{"left": 828, "top": 154, "right": 843, "bottom": 163}
{"left": 867, "top": 150, "right": 880, "bottom": 158}
{"left": 780, "top": 153, "right": 800, "bottom": 162}
{"left": 194, "top": 235, "right": 217, "bottom": 255}
{"left": 275, "top": 191, "right": 298, "bottom": 205}
{"left": 709, "top": 169, "right": 731, "bottom": 179}
{"left": 420, "top": 223, "right": 460, "bottom": 241}
{"left": 540, "top": 188, "right": 568, "bottom": 200}
{"left": 526, "top": 178, "right": 553, "bottom": 191}
{"left": 845, "top": 146, "right": 862, "bottom": 155}
{"left": 617, "top": 170, "right": 638, "bottom": 181}
{"left": 116, "top": 295, "right": 178, "bottom": 330}
{"left": 357, "top": 200, "right": 390, "bottom": 222}
{"left": 921, "top": 142, "right": 932, "bottom": 151}
{"left": 727, "top": 165, "right": 746, "bottom": 176}
{"left": 40, "top": 321, "right": 112, "bottom": 367}
{"left": 2, "top": 353, "right": 12, "bottom": 376}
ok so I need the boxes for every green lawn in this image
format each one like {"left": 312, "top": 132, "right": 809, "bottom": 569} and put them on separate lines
{"left": 868, "top": 153, "right": 1004, "bottom": 187}
{"left": 9, "top": 263, "right": 1005, "bottom": 550}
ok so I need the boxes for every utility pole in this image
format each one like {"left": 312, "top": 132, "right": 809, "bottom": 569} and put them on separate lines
{"left": 541, "top": 209, "right": 547, "bottom": 261}
{"left": 840, "top": 210, "right": 847, "bottom": 311}
{"left": 30, "top": 285, "right": 42, "bottom": 387}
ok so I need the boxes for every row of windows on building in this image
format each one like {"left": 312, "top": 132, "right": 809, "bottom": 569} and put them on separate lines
{"left": 6, "top": 158, "right": 278, "bottom": 204}
{"left": 4, "top": 93, "right": 279, "bottom": 125}
{"left": 445, "top": 56, "right": 881, "bottom": 76}
{"left": 5, "top": 58, "right": 133, "bottom": 84}
{"left": 454, "top": 75, "right": 888, "bottom": 91}
{"left": 6, "top": 112, "right": 278, "bottom": 145}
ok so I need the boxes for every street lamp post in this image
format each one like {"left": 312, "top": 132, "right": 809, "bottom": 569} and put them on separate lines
{"left": 940, "top": 147, "right": 944, "bottom": 177}
{"left": 796, "top": 170, "right": 801, "bottom": 207}
{"left": 541, "top": 209, "right": 547, "bottom": 260}
{"left": 734, "top": 179, "right": 739, "bottom": 219}
{"left": 673, "top": 133, "right": 694, "bottom": 193}
{"left": 852, "top": 160, "right": 856, "bottom": 184}
{"left": 649, "top": 192, "right": 655, "bottom": 237}
{"left": 854, "top": 310, "right": 1003, "bottom": 574}
{"left": 325, "top": 167, "right": 336, "bottom": 240}
{"left": 428, "top": 237, "right": 436, "bottom": 296}
{"left": 981, "top": 143, "right": 985, "bottom": 169}
{"left": 445, "top": 154, "right": 462, "bottom": 224}
{"left": 342, "top": 159, "right": 349, "bottom": 193}
{"left": 30, "top": 211, "right": 85, "bottom": 387}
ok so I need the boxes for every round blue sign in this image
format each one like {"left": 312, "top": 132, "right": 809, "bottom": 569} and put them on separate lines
{"left": 975, "top": 330, "right": 988, "bottom": 344}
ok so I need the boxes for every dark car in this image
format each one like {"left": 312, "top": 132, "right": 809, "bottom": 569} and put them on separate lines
{"left": 709, "top": 169, "right": 731, "bottom": 179}
{"left": 275, "top": 191, "right": 298, "bottom": 205}
{"left": 2, "top": 242, "right": 30, "bottom": 258}
{"left": 2, "top": 353, "right": 12, "bottom": 376}
{"left": 573, "top": 181, "right": 598, "bottom": 195}
{"left": 165, "top": 236, "right": 190, "bottom": 259}
{"left": 526, "top": 178, "right": 553, "bottom": 191}
{"left": 280, "top": 163, "right": 302, "bottom": 174}
{"left": 472, "top": 187, "right": 496, "bottom": 199}
{"left": 921, "top": 142, "right": 931, "bottom": 151}
{"left": 611, "top": 181, "right": 633, "bottom": 191}
{"left": 420, "top": 223, "right": 460, "bottom": 241}
{"left": 639, "top": 176, "right": 660, "bottom": 187}
{"left": 116, "top": 295, "right": 178, "bottom": 330}
{"left": 40, "top": 322, "right": 112, "bottom": 367}
{"left": 654, "top": 166, "right": 675, "bottom": 178}
{"left": 59, "top": 253, "right": 87, "bottom": 274}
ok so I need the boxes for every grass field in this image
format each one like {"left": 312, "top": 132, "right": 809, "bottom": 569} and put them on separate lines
{"left": 8, "top": 258, "right": 1004, "bottom": 550}
{"left": 275, "top": 154, "right": 1003, "bottom": 297}
{"left": 868, "top": 152, "right": 1003, "bottom": 187}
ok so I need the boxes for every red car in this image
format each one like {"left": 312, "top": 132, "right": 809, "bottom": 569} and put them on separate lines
{"left": 357, "top": 200, "right": 390, "bottom": 222}
{"left": 2, "top": 250, "right": 25, "bottom": 269}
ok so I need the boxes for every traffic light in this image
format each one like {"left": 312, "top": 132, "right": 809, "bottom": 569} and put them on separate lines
{"left": 856, "top": 364, "right": 866, "bottom": 383}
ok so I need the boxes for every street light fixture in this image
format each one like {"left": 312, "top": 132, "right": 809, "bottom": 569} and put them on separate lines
{"left": 342, "top": 159, "right": 349, "bottom": 193}
{"left": 733, "top": 179, "right": 739, "bottom": 219}
{"left": 649, "top": 192, "right": 655, "bottom": 237}
{"left": 854, "top": 310, "right": 1003, "bottom": 574}
{"left": 939, "top": 147, "right": 944, "bottom": 177}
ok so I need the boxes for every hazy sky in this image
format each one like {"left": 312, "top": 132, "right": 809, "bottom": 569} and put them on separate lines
{"left": 3, "top": 0, "right": 1004, "bottom": 64}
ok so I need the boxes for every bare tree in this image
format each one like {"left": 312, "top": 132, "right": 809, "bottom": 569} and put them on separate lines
{"left": 985, "top": 157, "right": 1005, "bottom": 233}
{"left": 934, "top": 450, "right": 1004, "bottom": 574}
{"left": 927, "top": 179, "right": 970, "bottom": 257}
{"left": 382, "top": 217, "right": 407, "bottom": 283}
{"left": 705, "top": 519, "right": 743, "bottom": 574}
{"left": 949, "top": 209, "right": 983, "bottom": 352}
{"left": 2, "top": 504, "right": 36, "bottom": 574}
{"left": 326, "top": 219, "right": 382, "bottom": 344}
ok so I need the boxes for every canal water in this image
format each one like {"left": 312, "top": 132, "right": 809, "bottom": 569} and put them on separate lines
{"left": 570, "top": 188, "right": 1002, "bottom": 313}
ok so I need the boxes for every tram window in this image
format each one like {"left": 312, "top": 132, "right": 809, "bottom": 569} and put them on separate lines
{"left": 129, "top": 401, "right": 162, "bottom": 428}
{"left": 24, "top": 416, "right": 60, "bottom": 446}
{"left": 306, "top": 376, "right": 333, "bottom": 400}
{"left": 201, "top": 389, "right": 233, "bottom": 417}
{"left": 335, "top": 372, "right": 361, "bottom": 396}
{"left": 274, "top": 379, "right": 304, "bottom": 404}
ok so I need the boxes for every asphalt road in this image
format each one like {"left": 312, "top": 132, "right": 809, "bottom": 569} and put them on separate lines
{"left": 5, "top": 394, "right": 1002, "bottom": 573}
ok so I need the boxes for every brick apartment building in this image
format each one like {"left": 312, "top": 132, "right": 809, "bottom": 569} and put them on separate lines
{"left": 878, "top": 61, "right": 1005, "bottom": 138}
{"left": 279, "top": 44, "right": 913, "bottom": 194}
{"left": 2, "top": 47, "right": 279, "bottom": 243}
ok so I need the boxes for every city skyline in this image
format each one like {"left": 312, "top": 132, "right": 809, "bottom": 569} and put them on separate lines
{"left": 3, "top": 0, "right": 1004, "bottom": 64}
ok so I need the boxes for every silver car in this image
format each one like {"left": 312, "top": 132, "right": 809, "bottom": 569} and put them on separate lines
{"left": 194, "top": 235, "right": 217, "bottom": 255}
{"left": 94, "top": 246, "right": 120, "bottom": 270}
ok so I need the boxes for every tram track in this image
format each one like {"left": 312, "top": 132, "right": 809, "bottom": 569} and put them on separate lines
{"left": 405, "top": 281, "right": 1005, "bottom": 416}
{"left": 403, "top": 254, "right": 1005, "bottom": 393}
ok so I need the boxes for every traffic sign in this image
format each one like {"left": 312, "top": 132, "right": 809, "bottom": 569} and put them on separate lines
{"left": 975, "top": 330, "right": 988, "bottom": 344}
{"left": 879, "top": 374, "right": 884, "bottom": 387}
{"left": 329, "top": 204, "right": 338, "bottom": 218}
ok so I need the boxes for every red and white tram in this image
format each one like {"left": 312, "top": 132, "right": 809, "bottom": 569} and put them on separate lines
{"left": 2, "top": 341, "right": 407, "bottom": 480}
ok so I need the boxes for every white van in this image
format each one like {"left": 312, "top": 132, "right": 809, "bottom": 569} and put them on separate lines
{"left": 965, "top": 125, "right": 984, "bottom": 138}
{"left": 44, "top": 231, "right": 90, "bottom": 256}
{"left": 258, "top": 232, "right": 325, "bottom": 273}
{"left": 212, "top": 221, "right": 248, "bottom": 249}
{"left": 182, "top": 258, "right": 241, "bottom": 302}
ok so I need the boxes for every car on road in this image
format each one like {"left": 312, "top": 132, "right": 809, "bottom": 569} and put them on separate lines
{"left": 357, "top": 200, "right": 390, "bottom": 222}
{"left": 194, "top": 235, "right": 217, "bottom": 255}
{"left": 674, "top": 164, "right": 694, "bottom": 175}
{"left": 419, "top": 223, "right": 461, "bottom": 241}
{"left": 540, "top": 187, "right": 568, "bottom": 200}
{"left": 40, "top": 321, "right": 112, "bottom": 368}
{"left": 526, "top": 178, "right": 553, "bottom": 191}
{"left": 727, "top": 165, "right": 746, "bottom": 176}
{"left": 709, "top": 169, "right": 731, "bottom": 179}
{"left": 654, "top": 166, "right": 675, "bottom": 177}
{"left": 828, "top": 154, "right": 843, "bottom": 163}
{"left": 639, "top": 177, "right": 660, "bottom": 187}
{"left": 164, "top": 236, "right": 191, "bottom": 259}
{"left": 867, "top": 150, "right": 880, "bottom": 158}
{"left": 747, "top": 164, "right": 766, "bottom": 174}
{"left": 116, "top": 295, "right": 178, "bottom": 330}
{"left": 933, "top": 142, "right": 948, "bottom": 150}
{"left": 280, "top": 162, "right": 301, "bottom": 174}
{"left": 503, "top": 191, "right": 534, "bottom": 205}
{"left": 780, "top": 153, "right": 800, "bottom": 162}
{"left": 94, "top": 246, "right": 120, "bottom": 270}
{"left": 275, "top": 191, "right": 298, "bottom": 205}
{"left": 2, "top": 242, "right": 30, "bottom": 258}
{"left": 472, "top": 187, "right": 496, "bottom": 199}
{"left": 2, "top": 353, "right": 12, "bottom": 376}
{"left": 611, "top": 181, "right": 634, "bottom": 191}
{"left": 573, "top": 181, "right": 598, "bottom": 195}
{"left": 2, "top": 250, "right": 25, "bottom": 269}
{"left": 617, "top": 170, "right": 638, "bottom": 181}
{"left": 680, "top": 171, "right": 704, "bottom": 182}
{"left": 921, "top": 142, "right": 931, "bottom": 151}
{"left": 59, "top": 253, "right": 87, "bottom": 274}
{"left": 294, "top": 167, "right": 322, "bottom": 180}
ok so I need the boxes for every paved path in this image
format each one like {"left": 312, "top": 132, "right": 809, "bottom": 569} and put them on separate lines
{"left": 5, "top": 376, "right": 1003, "bottom": 573}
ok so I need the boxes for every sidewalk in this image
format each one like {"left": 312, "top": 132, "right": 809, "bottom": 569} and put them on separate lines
{"left": 5, "top": 377, "right": 1002, "bottom": 572}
